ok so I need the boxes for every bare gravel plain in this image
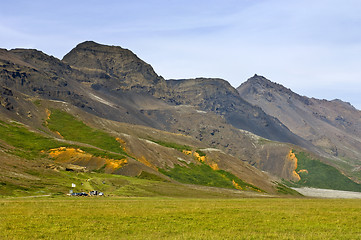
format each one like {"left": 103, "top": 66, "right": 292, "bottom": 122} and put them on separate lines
{"left": 292, "top": 187, "right": 361, "bottom": 198}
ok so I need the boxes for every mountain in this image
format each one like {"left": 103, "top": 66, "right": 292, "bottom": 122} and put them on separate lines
{"left": 237, "top": 74, "right": 361, "bottom": 182}
{"left": 1, "top": 42, "right": 360, "bottom": 196}
{"left": 166, "top": 78, "right": 314, "bottom": 149}
{"left": 62, "top": 41, "right": 167, "bottom": 95}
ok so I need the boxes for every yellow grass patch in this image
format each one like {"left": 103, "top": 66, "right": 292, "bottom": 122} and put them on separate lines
{"left": 183, "top": 150, "right": 219, "bottom": 170}
{"left": 298, "top": 169, "right": 309, "bottom": 174}
{"left": 115, "top": 137, "right": 127, "bottom": 152}
{"left": 137, "top": 156, "right": 157, "bottom": 170}
{"left": 287, "top": 150, "right": 301, "bottom": 181}
{"left": 48, "top": 147, "right": 127, "bottom": 171}
{"left": 232, "top": 180, "right": 243, "bottom": 190}
{"left": 182, "top": 150, "right": 192, "bottom": 155}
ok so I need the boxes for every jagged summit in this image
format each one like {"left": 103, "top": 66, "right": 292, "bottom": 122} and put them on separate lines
{"left": 240, "top": 74, "right": 295, "bottom": 96}
{"left": 238, "top": 74, "right": 314, "bottom": 107}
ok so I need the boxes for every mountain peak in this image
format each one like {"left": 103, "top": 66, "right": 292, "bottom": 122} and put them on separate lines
{"left": 238, "top": 75, "right": 299, "bottom": 99}
{"left": 62, "top": 41, "right": 166, "bottom": 94}
{"left": 243, "top": 74, "right": 280, "bottom": 87}
{"left": 63, "top": 41, "right": 132, "bottom": 62}
{"left": 68, "top": 41, "right": 131, "bottom": 53}
{"left": 75, "top": 40, "right": 100, "bottom": 47}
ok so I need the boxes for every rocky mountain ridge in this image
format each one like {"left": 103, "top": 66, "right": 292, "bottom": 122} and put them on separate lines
{"left": 1, "top": 41, "right": 360, "bottom": 196}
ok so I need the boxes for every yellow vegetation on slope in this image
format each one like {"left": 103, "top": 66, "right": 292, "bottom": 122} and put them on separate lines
{"left": 193, "top": 151, "right": 206, "bottom": 162}
{"left": 297, "top": 169, "right": 308, "bottom": 174}
{"left": 232, "top": 180, "right": 243, "bottom": 190}
{"left": 106, "top": 159, "right": 128, "bottom": 170}
{"left": 137, "top": 156, "right": 157, "bottom": 170}
{"left": 182, "top": 150, "right": 192, "bottom": 155}
{"left": 45, "top": 109, "right": 51, "bottom": 120}
{"left": 44, "top": 109, "right": 51, "bottom": 126}
{"left": 287, "top": 150, "right": 301, "bottom": 181}
{"left": 115, "top": 137, "right": 127, "bottom": 152}
{"left": 55, "top": 131, "right": 64, "bottom": 138}
{"left": 182, "top": 150, "right": 219, "bottom": 170}
{"left": 48, "top": 147, "right": 127, "bottom": 171}
{"left": 209, "top": 163, "right": 219, "bottom": 170}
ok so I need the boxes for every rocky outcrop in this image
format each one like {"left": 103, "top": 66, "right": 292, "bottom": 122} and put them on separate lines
{"left": 0, "top": 87, "right": 14, "bottom": 110}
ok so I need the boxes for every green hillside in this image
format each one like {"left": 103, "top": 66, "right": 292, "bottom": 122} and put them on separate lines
{"left": 0, "top": 109, "right": 269, "bottom": 197}
{"left": 287, "top": 151, "right": 361, "bottom": 192}
{"left": 160, "top": 163, "right": 262, "bottom": 192}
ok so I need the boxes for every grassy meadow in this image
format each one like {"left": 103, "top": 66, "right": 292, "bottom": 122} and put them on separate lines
{"left": 1, "top": 108, "right": 360, "bottom": 239}
{"left": 1, "top": 197, "right": 360, "bottom": 239}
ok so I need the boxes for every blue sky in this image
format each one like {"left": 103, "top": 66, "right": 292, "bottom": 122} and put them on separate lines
{"left": 1, "top": 0, "right": 361, "bottom": 109}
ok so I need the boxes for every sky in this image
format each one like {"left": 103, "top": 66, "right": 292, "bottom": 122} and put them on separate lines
{"left": 1, "top": 0, "right": 361, "bottom": 109}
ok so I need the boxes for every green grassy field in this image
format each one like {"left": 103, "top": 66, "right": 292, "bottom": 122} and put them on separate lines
{"left": 0, "top": 197, "right": 360, "bottom": 239}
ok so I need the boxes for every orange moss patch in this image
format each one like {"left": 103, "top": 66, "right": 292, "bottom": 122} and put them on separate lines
{"left": 105, "top": 158, "right": 127, "bottom": 170}
{"left": 115, "top": 137, "right": 125, "bottom": 145}
{"left": 183, "top": 150, "right": 206, "bottom": 162}
{"left": 115, "top": 137, "right": 127, "bottom": 152}
{"left": 193, "top": 151, "right": 206, "bottom": 162}
{"left": 182, "top": 150, "right": 192, "bottom": 155}
{"left": 44, "top": 109, "right": 51, "bottom": 126}
{"left": 45, "top": 109, "right": 64, "bottom": 139}
{"left": 209, "top": 163, "right": 219, "bottom": 170}
{"left": 287, "top": 150, "right": 301, "bottom": 181}
{"left": 232, "top": 180, "right": 243, "bottom": 190}
{"left": 48, "top": 147, "right": 127, "bottom": 171}
{"left": 45, "top": 109, "right": 51, "bottom": 120}
{"left": 298, "top": 169, "right": 309, "bottom": 174}
{"left": 49, "top": 147, "right": 89, "bottom": 159}
{"left": 55, "top": 131, "right": 64, "bottom": 138}
{"left": 137, "top": 156, "right": 157, "bottom": 170}
{"left": 184, "top": 150, "right": 219, "bottom": 170}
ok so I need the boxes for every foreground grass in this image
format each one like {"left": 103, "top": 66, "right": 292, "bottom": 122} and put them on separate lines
{"left": 0, "top": 198, "right": 360, "bottom": 239}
